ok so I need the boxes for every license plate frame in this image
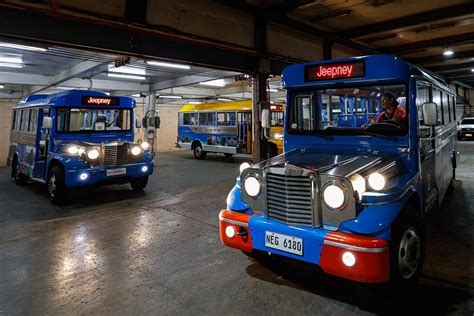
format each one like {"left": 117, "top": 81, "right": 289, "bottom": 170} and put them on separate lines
{"left": 106, "top": 167, "right": 127, "bottom": 177}
{"left": 265, "top": 231, "right": 303, "bottom": 256}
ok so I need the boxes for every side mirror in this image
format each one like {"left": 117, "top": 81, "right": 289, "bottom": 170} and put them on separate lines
{"left": 135, "top": 118, "right": 142, "bottom": 128}
{"left": 261, "top": 109, "right": 271, "bottom": 129}
{"left": 42, "top": 116, "right": 53, "bottom": 129}
{"left": 422, "top": 102, "right": 437, "bottom": 126}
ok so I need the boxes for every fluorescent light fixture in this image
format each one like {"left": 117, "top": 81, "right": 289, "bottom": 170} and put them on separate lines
{"left": 199, "top": 79, "right": 226, "bottom": 87}
{"left": 188, "top": 101, "right": 202, "bottom": 104}
{"left": 108, "top": 73, "right": 146, "bottom": 80}
{"left": 0, "top": 62, "right": 23, "bottom": 68}
{"left": 443, "top": 49, "right": 454, "bottom": 56}
{"left": 0, "top": 84, "right": 4, "bottom": 89}
{"left": 146, "top": 61, "right": 190, "bottom": 70}
{"left": 132, "top": 94, "right": 141, "bottom": 97}
{"left": 267, "top": 88, "right": 279, "bottom": 92}
{"left": 217, "top": 98, "right": 233, "bottom": 102}
{"left": 0, "top": 42, "right": 47, "bottom": 52}
{"left": 0, "top": 56, "right": 22, "bottom": 64}
{"left": 471, "top": 68, "right": 474, "bottom": 72}
{"left": 109, "top": 65, "right": 146, "bottom": 75}
{"left": 158, "top": 95, "right": 182, "bottom": 99}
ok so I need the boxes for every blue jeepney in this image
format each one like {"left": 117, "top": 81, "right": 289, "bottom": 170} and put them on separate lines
{"left": 7, "top": 90, "right": 154, "bottom": 204}
{"left": 219, "top": 55, "right": 457, "bottom": 286}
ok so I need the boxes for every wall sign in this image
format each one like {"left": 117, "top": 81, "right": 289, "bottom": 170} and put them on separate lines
{"left": 82, "top": 96, "right": 120, "bottom": 106}
{"left": 305, "top": 61, "right": 365, "bottom": 81}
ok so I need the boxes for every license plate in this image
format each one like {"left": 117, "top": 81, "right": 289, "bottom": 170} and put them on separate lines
{"left": 106, "top": 168, "right": 126, "bottom": 176}
{"left": 466, "top": 133, "right": 472, "bottom": 137}
{"left": 265, "top": 231, "right": 303, "bottom": 256}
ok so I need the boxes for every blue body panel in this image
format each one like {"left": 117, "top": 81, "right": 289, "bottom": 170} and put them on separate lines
{"left": 178, "top": 125, "right": 238, "bottom": 148}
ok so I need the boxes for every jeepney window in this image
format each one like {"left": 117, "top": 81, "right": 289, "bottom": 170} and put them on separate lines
{"left": 21, "top": 110, "right": 29, "bottom": 131}
{"left": 452, "top": 96, "right": 456, "bottom": 121}
{"left": 290, "top": 96, "right": 313, "bottom": 131}
{"left": 432, "top": 88, "right": 442, "bottom": 125}
{"left": 16, "top": 110, "right": 22, "bottom": 131}
{"left": 183, "top": 113, "right": 198, "bottom": 125}
{"left": 29, "top": 109, "right": 38, "bottom": 132}
{"left": 11, "top": 111, "right": 16, "bottom": 131}
{"left": 199, "top": 112, "right": 215, "bottom": 126}
{"left": 271, "top": 111, "right": 284, "bottom": 126}
{"left": 445, "top": 93, "right": 452, "bottom": 123}
{"left": 217, "top": 112, "right": 236, "bottom": 126}
{"left": 416, "top": 83, "right": 430, "bottom": 126}
{"left": 56, "top": 108, "right": 132, "bottom": 133}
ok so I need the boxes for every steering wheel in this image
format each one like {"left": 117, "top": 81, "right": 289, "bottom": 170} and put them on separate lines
{"left": 365, "top": 120, "right": 404, "bottom": 132}
{"left": 322, "top": 120, "right": 336, "bottom": 127}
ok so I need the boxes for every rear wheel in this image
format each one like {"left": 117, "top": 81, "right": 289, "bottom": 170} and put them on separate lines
{"left": 48, "top": 166, "right": 68, "bottom": 205}
{"left": 224, "top": 153, "right": 234, "bottom": 158}
{"left": 193, "top": 143, "right": 206, "bottom": 160}
{"left": 12, "top": 162, "right": 28, "bottom": 185}
{"left": 130, "top": 176, "right": 148, "bottom": 191}
{"left": 389, "top": 210, "right": 425, "bottom": 288}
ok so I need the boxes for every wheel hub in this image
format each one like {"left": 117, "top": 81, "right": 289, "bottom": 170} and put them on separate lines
{"left": 48, "top": 175, "right": 56, "bottom": 198}
{"left": 398, "top": 227, "right": 421, "bottom": 279}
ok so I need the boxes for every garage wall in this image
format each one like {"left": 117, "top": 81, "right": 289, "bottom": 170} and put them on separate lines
{"left": 0, "top": 101, "right": 14, "bottom": 167}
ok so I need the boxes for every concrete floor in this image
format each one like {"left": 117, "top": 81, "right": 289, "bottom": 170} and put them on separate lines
{"left": 0, "top": 145, "right": 472, "bottom": 315}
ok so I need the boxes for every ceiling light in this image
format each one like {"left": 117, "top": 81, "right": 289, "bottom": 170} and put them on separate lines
{"left": 199, "top": 79, "right": 226, "bottom": 87}
{"left": 109, "top": 65, "right": 146, "bottom": 75}
{"left": 267, "top": 88, "right": 279, "bottom": 92}
{"left": 107, "top": 73, "right": 146, "bottom": 80}
{"left": 188, "top": 101, "right": 202, "bottom": 104}
{"left": 217, "top": 98, "right": 233, "bottom": 102}
{"left": 146, "top": 61, "right": 190, "bottom": 70}
{"left": 471, "top": 68, "right": 474, "bottom": 72}
{"left": 443, "top": 49, "right": 454, "bottom": 56}
{"left": 0, "top": 42, "right": 47, "bottom": 52}
{"left": 0, "top": 84, "right": 4, "bottom": 89}
{"left": 0, "top": 62, "right": 23, "bottom": 68}
{"left": 158, "top": 95, "right": 182, "bottom": 99}
{"left": 132, "top": 94, "right": 141, "bottom": 97}
{"left": 0, "top": 56, "right": 23, "bottom": 64}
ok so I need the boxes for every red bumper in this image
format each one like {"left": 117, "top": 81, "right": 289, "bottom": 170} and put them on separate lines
{"left": 219, "top": 210, "right": 390, "bottom": 284}
{"left": 319, "top": 232, "right": 390, "bottom": 283}
{"left": 219, "top": 210, "right": 253, "bottom": 253}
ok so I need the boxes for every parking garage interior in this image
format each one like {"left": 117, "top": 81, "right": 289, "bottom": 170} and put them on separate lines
{"left": 0, "top": 0, "right": 473, "bottom": 314}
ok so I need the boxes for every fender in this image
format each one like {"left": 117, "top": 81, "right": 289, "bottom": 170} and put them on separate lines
{"left": 226, "top": 177, "right": 251, "bottom": 213}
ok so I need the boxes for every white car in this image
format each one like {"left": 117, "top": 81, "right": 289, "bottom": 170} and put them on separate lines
{"left": 457, "top": 117, "right": 474, "bottom": 140}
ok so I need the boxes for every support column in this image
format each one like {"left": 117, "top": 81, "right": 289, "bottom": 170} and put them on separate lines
{"left": 252, "top": 65, "right": 270, "bottom": 163}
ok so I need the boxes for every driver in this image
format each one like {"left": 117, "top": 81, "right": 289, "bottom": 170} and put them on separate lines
{"left": 377, "top": 92, "right": 406, "bottom": 123}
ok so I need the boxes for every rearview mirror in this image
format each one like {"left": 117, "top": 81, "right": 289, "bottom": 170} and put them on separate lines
{"left": 42, "top": 116, "right": 53, "bottom": 129}
{"left": 422, "top": 102, "right": 437, "bottom": 126}
{"left": 261, "top": 109, "right": 271, "bottom": 129}
{"left": 135, "top": 118, "right": 142, "bottom": 128}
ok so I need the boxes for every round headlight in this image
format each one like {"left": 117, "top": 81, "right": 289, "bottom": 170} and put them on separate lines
{"left": 323, "top": 184, "right": 345, "bottom": 209}
{"left": 131, "top": 146, "right": 142, "bottom": 156}
{"left": 349, "top": 173, "right": 366, "bottom": 198}
{"left": 244, "top": 176, "right": 261, "bottom": 197}
{"left": 368, "top": 172, "right": 385, "bottom": 191}
{"left": 239, "top": 162, "right": 252, "bottom": 173}
{"left": 140, "top": 142, "right": 150, "bottom": 150}
{"left": 87, "top": 149, "right": 100, "bottom": 160}
{"left": 67, "top": 146, "right": 80, "bottom": 155}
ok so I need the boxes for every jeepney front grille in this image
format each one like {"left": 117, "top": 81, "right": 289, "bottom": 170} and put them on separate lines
{"left": 266, "top": 172, "right": 313, "bottom": 227}
{"left": 103, "top": 144, "right": 129, "bottom": 166}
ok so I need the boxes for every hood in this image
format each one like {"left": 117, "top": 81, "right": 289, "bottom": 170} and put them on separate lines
{"left": 255, "top": 148, "right": 400, "bottom": 178}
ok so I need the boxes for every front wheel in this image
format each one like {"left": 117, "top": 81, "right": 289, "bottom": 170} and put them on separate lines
{"left": 193, "top": 144, "right": 207, "bottom": 160}
{"left": 48, "top": 166, "right": 68, "bottom": 205}
{"left": 224, "top": 153, "right": 234, "bottom": 158}
{"left": 13, "top": 163, "right": 28, "bottom": 185}
{"left": 130, "top": 176, "right": 148, "bottom": 191}
{"left": 389, "top": 213, "right": 425, "bottom": 288}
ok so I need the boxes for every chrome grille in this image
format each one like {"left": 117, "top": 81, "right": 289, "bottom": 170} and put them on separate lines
{"left": 103, "top": 144, "right": 129, "bottom": 166}
{"left": 266, "top": 172, "right": 313, "bottom": 227}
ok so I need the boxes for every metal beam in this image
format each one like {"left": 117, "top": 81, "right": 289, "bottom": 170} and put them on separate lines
{"left": 426, "top": 62, "right": 474, "bottom": 73}
{"left": 278, "top": 0, "right": 314, "bottom": 13}
{"left": 408, "top": 49, "right": 474, "bottom": 65}
{"left": 150, "top": 75, "right": 236, "bottom": 91}
{"left": 382, "top": 32, "right": 474, "bottom": 54}
{"left": 343, "top": 3, "right": 474, "bottom": 38}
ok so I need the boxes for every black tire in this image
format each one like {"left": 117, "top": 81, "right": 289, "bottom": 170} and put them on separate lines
{"left": 48, "top": 166, "right": 68, "bottom": 205}
{"left": 130, "top": 176, "right": 148, "bottom": 191}
{"left": 193, "top": 143, "right": 206, "bottom": 160}
{"left": 266, "top": 143, "right": 278, "bottom": 159}
{"left": 224, "top": 153, "right": 234, "bottom": 158}
{"left": 389, "top": 210, "right": 425, "bottom": 288}
{"left": 12, "top": 161, "right": 28, "bottom": 185}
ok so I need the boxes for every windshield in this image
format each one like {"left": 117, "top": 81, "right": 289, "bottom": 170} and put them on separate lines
{"left": 288, "top": 84, "right": 407, "bottom": 136}
{"left": 56, "top": 108, "right": 132, "bottom": 133}
{"left": 271, "top": 111, "right": 284, "bottom": 126}
{"left": 461, "top": 118, "right": 474, "bottom": 125}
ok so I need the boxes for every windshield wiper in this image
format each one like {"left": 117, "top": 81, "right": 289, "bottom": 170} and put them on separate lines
{"left": 360, "top": 130, "right": 401, "bottom": 140}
